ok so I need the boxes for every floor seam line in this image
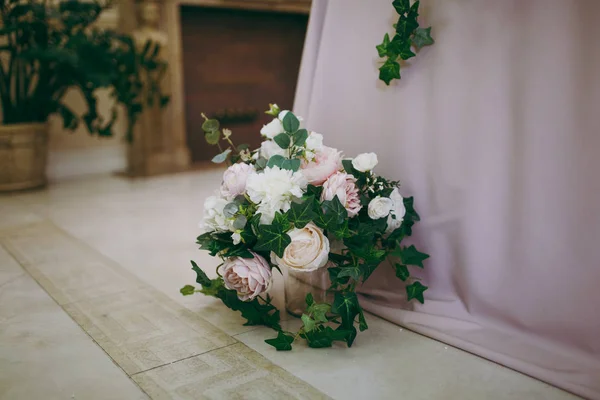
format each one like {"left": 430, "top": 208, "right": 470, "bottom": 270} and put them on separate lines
{"left": 129, "top": 342, "right": 239, "bottom": 376}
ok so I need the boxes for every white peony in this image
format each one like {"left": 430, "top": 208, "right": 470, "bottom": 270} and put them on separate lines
{"left": 368, "top": 196, "right": 394, "bottom": 220}
{"left": 352, "top": 152, "right": 378, "bottom": 172}
{"left": 260, "top": 118, "right": 284, "bottom": 139}
{"left": 386, "top": 188, "right": 407, "bottom": 233}
{"left": 260, "top": 139, "right": 286, "bottom": 160}
{"left": 271, "top": 223, "right": 329, "bottom": 272}
{"left": 198, "top": 195, "right": 233, "bottom": 233}
{"left": 246, "top": 166, "right": 308, "bottom": 224}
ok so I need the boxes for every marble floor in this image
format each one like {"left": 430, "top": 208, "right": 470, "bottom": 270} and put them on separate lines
{"left": 0, "top": 171, "right": 582, "bottom": 400}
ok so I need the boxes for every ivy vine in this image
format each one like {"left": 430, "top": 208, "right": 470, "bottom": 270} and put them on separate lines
{"left": 377, "top": 0, "right": 434, "bottom": 85}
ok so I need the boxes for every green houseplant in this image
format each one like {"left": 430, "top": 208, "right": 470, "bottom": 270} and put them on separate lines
{"left": 0, "top": 0, "right": 168, "bottom": 191}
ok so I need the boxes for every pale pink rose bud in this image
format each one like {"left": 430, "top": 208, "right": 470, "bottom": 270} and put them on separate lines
{"left": 321, "top": 171, "right": 362, "bottom": 217}
{"left": 300, "top": 146, "right": 342, "bottom": 185}
{"left": 220, "top": 163, "right": 255, "bottom": 200}
{"left": 221, "top": 252, "right": 272, "bottom": 301}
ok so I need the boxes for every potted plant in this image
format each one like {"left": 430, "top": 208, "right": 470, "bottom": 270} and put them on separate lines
{"left": 0, "top": 0, "right": 168, "bottom": 191}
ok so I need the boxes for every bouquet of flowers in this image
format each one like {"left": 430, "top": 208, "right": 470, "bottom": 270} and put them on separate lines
{"left": 181, "top": 104, "right": 429, "bottom": 350}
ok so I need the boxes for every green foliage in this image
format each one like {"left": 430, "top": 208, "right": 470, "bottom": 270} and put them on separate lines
{"left": 266, "top": 155, "right": 301, "bottom": 172}
{"left": 395, "top": 264, "right": 410, "bottom": 281}
{"left": 282, "top": 112, "right": 300, "bottom": 133}
{"left": 265, "top": 331, "right": 294, "bottom": 351}
{"left": 287, "top": 196, "right": 316, "bottom": 229}
{"left": 406, "top": 281, "right": 428, "bottom": 304}
{"left": 274, "top": 133, "right": 291, "bottom": 149}
{"left": 212, "top": 149, "right": 232, "bottom": 163}
{"left": 377, "top": 0, "right": 434, "bottom": 85}
{"left": 180, "top": 284, "right": 195, "bottom": 296}
{"left": 183, "top": 104, "right": 432, "bottom": 352}
{"left": 265, "top": 103, "right": 281, "bottom": 117}
{"left": 254, "top": 212, "right": 292, "bottom": 258}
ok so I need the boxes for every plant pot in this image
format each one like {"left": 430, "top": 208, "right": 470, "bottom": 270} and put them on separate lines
{"left": 0, "top": 123, "right": 48, "bottom": 192}
{"left": 284, "top": 264, "right": 333, "bottom": 317}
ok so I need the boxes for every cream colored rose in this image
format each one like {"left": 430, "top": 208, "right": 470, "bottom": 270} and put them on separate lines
{"left": 271, "top": 223, "right": 329, "bottom": 272}
{"left": 368, "top": 196, "right": 393, "bottom": 219}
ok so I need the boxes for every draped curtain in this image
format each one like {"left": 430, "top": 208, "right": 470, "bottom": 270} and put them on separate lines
{"left": 294, "top": 1, "right": 600, "bottom": 398}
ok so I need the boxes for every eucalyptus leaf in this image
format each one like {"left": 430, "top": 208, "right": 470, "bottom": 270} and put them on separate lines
{"left": 233, "top": 215, "right": 248, "bottom": 230}
{"left": 202, "top": 118, "right": 220, "bottom": 132}
{"left": 205, "top": 129, "right": 221, "bottom": 145}
{"left": 211, "top": 148, "right": 231, "bottom": 163}
{"left": 274, "top": 133, "right": 291, "bottom": 149}
{"left": 223, "top": 202, "right": 239, "bottom": 218}
{"left": 293, "top": 129, "right": 308, "bottom": 146}
{"left": 282, "top": 112, "right": 300, "bottom": 133}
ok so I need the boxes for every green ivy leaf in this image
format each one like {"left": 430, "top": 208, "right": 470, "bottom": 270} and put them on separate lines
{"left": 273, "top": 133, "right": 291, "bottom": 149}
{"left": 308, "top": 303, "right": 331, "bottom": 323}
{"left": 205, "top": 129, "right": 221, "bottom": 145}
{"left": 191, "top": 260, "right": 212, "bottom": 287}
{"left": 265, "top": 331, "right": 294, "bottom": 351}
{"left": 211, "top": 148, "right": 231, "bottom": 163}
{"left": 202, "top": 118, "right": 219, "bottom": 132}
{"left": 395, "top": 264, "right": 410, "bottom": 281}
{"left": 287, "top": 196, "right": 316, "bottom": 229}
{"left": 255, "top": 215, "right": 292, "bottom": 258}
{"left": 293, "top": 129, "right": 309, "bottom": 146}
{"left": 322, "top": 195, "right": 348, "bottom": 227}
{"left": 180, "top": 284, "right": 195, "bottom": 296}
{"left": 412, "top": 26, "right": 434, "bottom": 48}
{"left": 379, "top": 58, "right": 401, "bottom": 85}
{"left": 331, "top": 220, "right": 351, "bottom": 239}
{"left": 358, "top": 308, "right": 368, "bottom": 331}
{"left": 282, "top": 112, "right": 300, "bottom": 133}
{"left": 306, "top": 184, "right": 323, "bottom": 199}
{"left": 398, "top": 245, "right": 429, "bottom": 268}
{"left": 305, "top": 293, "right": 314, "bottom": 307}
{"left": 337, "top": 265, "right": 362, "bottom": 280}
{"left": 332, "top": 292, "right": 360, "bottom": 330}
{"left": 301, "top": 314, "right": 316, "bottom": 332}
{"left": 392, "top": 0, "right": 410, "bottom": 14}
{"left": 406, "top": 281, "right": 428, "bottom": 303}
{"left": 273, "top": 211, "right": 291, "bottom": 232}
{"left": 376, "top": 33, "right": 391, "bottom": 57}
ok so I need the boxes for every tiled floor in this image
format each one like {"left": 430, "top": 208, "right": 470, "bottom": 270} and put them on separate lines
{"left": 0, "top": 171, "right": 582, "bottom": 399}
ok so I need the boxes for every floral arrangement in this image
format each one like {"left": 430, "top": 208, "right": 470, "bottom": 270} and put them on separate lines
{"left": 181, "top": 104, "right": 429, "bottom": 350}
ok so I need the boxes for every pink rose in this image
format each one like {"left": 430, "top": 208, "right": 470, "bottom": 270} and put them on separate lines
{"left": 220, "top": 163, "right": 255, "bottom": 200}
{"left": 300, "top": 146, "right": 342, "bottom": 185}
{"left": 222, "top": 252, "right": 272, "bottom": 301}
{"left": 321, "top": 171, "right": 362, "bottom": 217}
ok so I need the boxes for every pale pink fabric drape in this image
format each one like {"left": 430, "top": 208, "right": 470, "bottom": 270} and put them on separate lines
{"left": 294, "top": 1, "right": 600, "bottom": 398}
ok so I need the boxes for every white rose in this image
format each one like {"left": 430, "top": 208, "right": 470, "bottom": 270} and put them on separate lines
{"left": 260, "top": 118, "right": 284, "bottom": 139}
{"left": 260, "top": 139, "right": 286, "bottom": 159}
{"left": 386, "top": 188, "right": 407, "bottom": 233}
{"left": 352, "top": 152, "right": 378, "bottom": 172}
{"left": 305, "top": 132, "right": 323, "bottom": 152}
{"left": 271, "top": 223, "right": 329, "bottom": 272}
{"left": 368, "top": 196, "right": 394, "bottom": 219}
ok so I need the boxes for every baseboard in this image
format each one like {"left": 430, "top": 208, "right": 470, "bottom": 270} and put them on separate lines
{"left": 47, "top": 144, "right": 127, "bottom": 182}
